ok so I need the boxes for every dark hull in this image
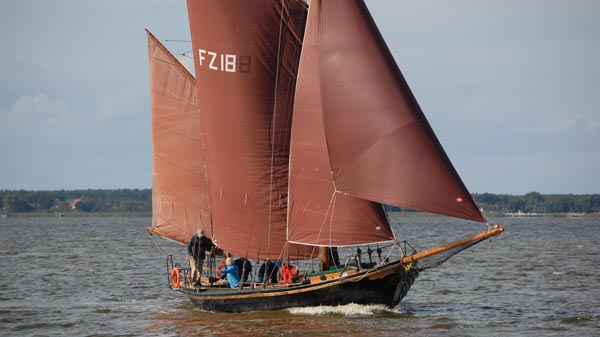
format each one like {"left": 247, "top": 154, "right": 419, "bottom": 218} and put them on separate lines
{"left": 182, "top": 263, "right": 419, "bottom": 313}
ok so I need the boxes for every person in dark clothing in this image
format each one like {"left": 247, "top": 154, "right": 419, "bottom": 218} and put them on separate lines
{"left": 321, "top": 247, "right": 341, "bottom": 271}
{"left": 234, "top": 257, "right": 252, "bottom": 282}
{"left": 330, "top": 247, "right": 340, "bottom": 266}
{"left": 258, "top": 260, "right": 279, "bottom": 284}
{"left": 187, "top": 229, "right": 214, "bottom": 286}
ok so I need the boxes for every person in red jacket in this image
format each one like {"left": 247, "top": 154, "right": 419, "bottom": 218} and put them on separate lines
{"left": 278, "top": 261, "right": 298, "bottom": 284}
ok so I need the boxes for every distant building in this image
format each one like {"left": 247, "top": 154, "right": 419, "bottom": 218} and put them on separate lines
{"left": 70, "top": 198, "right": 82, "bottom": 209}
{"left": 503, "top": 210, "right": 542, "bottom": 218}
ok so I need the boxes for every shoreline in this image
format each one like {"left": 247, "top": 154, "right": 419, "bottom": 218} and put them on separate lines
{"left": 2, "top": 211, "right": 598, "bottom": 219}
{"left": 0, "top": 211, "right": 151, "bottom": 219}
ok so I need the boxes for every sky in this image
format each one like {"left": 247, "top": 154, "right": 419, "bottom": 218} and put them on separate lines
{"left": 0, "top": 0, "right": 598, "bottom": 195}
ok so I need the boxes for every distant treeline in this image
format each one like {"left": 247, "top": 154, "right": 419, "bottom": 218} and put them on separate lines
{"left": 0, "top": 189, "right": 151, "bottom": 213}
{"left": 386, "top": 191, "right": 600, "bottom": 215}
{"left": 1, "top": 189, "right": 599, "bottom": 215}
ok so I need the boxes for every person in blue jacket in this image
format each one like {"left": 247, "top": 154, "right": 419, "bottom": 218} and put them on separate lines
{"left": 219, "top": 257, "right": 240, "bottom": 288}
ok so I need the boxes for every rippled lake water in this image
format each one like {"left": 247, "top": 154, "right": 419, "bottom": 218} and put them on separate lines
{"left": 1, "top": 216, "right": 598, "bottom": 336}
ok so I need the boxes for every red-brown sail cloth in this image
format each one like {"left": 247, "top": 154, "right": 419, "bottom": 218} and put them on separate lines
{"left": 148, "top": 30, "right": 210, "bottom": 244}
{"left": 186, "top": 0, "right": 310, "bottom": 259}
{"left": 299, "top": 0, "right": 486, "bottom": 223}
{"left": 288, "top": 0, "right": 395, "bottom": 247}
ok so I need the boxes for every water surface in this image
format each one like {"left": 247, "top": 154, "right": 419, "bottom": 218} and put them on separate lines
{"left": 1, "top": 216, "right": 598, "bottom": 336}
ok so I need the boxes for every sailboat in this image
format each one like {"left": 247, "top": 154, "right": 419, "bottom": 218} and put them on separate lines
{"left": 145, "top": 0, "right": 503, "bottom": 313}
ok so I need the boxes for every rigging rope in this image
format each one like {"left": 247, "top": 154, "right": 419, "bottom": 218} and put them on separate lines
{"left": 264, "top": 0, "right": 287, "bottom": 261}
{"left": 147, "top": 231, "right": 170, "bottom": 257}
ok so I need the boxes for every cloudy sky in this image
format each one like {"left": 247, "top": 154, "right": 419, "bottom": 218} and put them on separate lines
{"left": 1, "top": 0, "right": 598, "bottom": 194}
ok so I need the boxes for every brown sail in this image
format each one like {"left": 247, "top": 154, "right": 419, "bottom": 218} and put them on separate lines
{"left": 186, "top": 0, "right": 309, "bottom": 259}
{"left": 308, "top": 0, "right": 485, "bottom": 222}
{"left": 148, "top": 29, "right": 210, "bottom": 244}
{"left": 288, "top": 0, "right": 394, "bottom": 247}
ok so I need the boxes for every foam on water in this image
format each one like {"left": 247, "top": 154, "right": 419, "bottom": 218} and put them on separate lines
{"left": 288, "top": 303, "right": 397, "bottom": 316}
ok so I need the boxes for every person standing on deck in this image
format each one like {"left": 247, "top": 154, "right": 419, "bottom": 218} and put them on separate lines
{"left": 188, "top": 229, "right": 214, "bottom": 286}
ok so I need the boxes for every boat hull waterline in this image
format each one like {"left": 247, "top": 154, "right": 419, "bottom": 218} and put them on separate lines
{"left": 166, "top": 226, "right": 504, "bottom": 312}
{"left": 181, "top": 262, "right": 418, "bottom": 313}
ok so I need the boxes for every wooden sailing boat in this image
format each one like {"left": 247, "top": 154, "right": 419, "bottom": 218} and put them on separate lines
{"left": 146, "top": 0, "right": 503, "bottom": 313}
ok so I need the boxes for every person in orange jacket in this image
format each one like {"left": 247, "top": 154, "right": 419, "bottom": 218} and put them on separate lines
{"left": 278, "top": 261, "right": 298, "bottom": 284}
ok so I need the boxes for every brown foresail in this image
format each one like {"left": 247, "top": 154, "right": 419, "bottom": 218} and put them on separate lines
{"left": 288, "top": 0, "right": 395, "bottom": 247}
{"left": 148, "top": 29, "right": 210, "bottom": 244}
{"left": 312, "top": 0, "right": 486, "bottom": 222}
{"left": 186, "top": 0, "right": 309, "bottom": 259}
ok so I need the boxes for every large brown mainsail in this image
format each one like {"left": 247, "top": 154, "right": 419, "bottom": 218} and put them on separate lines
{"left": 287, "top": 0, "right": 394, "bottom": 247}
{"left": 302, "top": 0, "right": 485, "bottom": 223}
{"left": 148, "top": 30, "right": 210, "bottom": 244}
{"left": 186, "top": 0, "right": 308, "bottom": 259}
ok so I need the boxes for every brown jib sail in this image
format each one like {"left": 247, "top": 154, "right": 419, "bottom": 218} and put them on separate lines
{"left": 287, "top": 0, "right": 394, "bottom": 247}
{"left": 298, "top": 0, "right": 485, "bottom": 223}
